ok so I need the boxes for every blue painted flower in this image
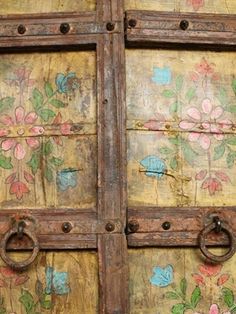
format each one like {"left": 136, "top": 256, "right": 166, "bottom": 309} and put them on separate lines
{"left": 45, "top": 266, "right": 70, "bottom": 295}
{"left": 152, "top": 66, "right": 172, "bottom": 85}
{"left": 140, "top": 155, "right": 166, "bottom": 179}
{"left": 150, "top": 265, "right": 173, "bottom": 287}
{"left": 56, "top": 72, "right": 79, "bottom": 93}
{"left": 56, "top": 168, "right": 78, "bottom": 191}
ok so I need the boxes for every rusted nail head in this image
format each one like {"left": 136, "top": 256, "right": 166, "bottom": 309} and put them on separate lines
{"left": 128, "top": 220, "right": 139, "bottom": 233}
{"left": 62, "top": 222, "right": 72, "bottom": 233}
{"left": 18, "top": 24, "right": 26, "bottom": 35}
{"left": 60, "top": 23, "right": 70, "bottom": 34}
{"left": 106, "top": 22, "right": 115, "bottom": 32}
{"left": 128, "top": 19, "right": 137, "bottom": 28}
{"left": 180, "top": 20, "right": 189, "bottom": 30}
{"left": 105, "top": 222, "right": 115, "bottom": 232}
{"left": 162, "top": 221, "right": 171, "bottom": 230}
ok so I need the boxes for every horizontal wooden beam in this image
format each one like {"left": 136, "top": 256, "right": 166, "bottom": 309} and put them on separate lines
{"left": 0, "top": 209, "right": 123, "bottom": 250}
{"left": 126, "top": 10, "right": 236, "bottom": 47}
{"left": 127, "top": 207, "right": 236, "bottom": 246}
{"left": 0, "top": 11, "right": 122, "bottom": 48}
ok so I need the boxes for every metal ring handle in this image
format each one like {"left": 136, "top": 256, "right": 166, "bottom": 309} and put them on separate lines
{"left": 199, "top": 220, "right": 236, "bottom": 263}
{"left": 0, "top": 227, "right": 39, "bottom": 270}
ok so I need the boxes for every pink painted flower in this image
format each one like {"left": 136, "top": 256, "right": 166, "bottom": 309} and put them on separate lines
{"left": 190, "top": 58, "right": 220, "bottom": 81}
{"left": 52, "top": 112, "right": 73, "bottom": 146}
{"left": 144, "top": 112, "right": 166, "bottom": 139}
{"left": 199, "top": 263, "right": 222, "bottom": 277}
{"left": 209, "top": 304, "right": 230, "bottom": 314}
{"left": 10, "top": 181, "right": 29, "bottom": 200}
{"left": 201, "top": 177, "right": 222, "bottom": 196}
{"left": 0, "top": 106, "right": 44, "bottom": 160}
{"left": 187, "top": 0, "right": 204, "bottom": 11}
{"left": 0, "top": 266, "right": 29, "bottom": 287}
{"left": 179, "top": 98, "right": 232, "bottom": 150}
{"left": 5, "top": 66, "right": 35, "bottom": 88}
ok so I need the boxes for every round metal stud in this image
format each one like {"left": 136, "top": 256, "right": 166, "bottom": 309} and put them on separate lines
{"left": 162, "top": 221, "right": 171, "bottom": 230}
{"left": 105, "top": 222, "right": 115, "bottom": 232}
{"left": 62, "top": 222, "right": 73, "bottom": 233}
{"left": 60, "top": 23, "right": 70, "bottom": 34}
{"left": 18, "top": 24, "right": 26, "bottom": 35}
{"left": 128, "top": 19, "right": 137, "bottom": 28}
{"left": 106, "top": 22, "right": 115, "bottom": 32}
{"left": 180, "top": 20, "right": 189, "bottom": 30}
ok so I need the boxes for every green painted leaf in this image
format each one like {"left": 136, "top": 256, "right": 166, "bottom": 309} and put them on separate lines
{"left": 182, "top": 141, "right": 198, "bottom": 165}
{"left": 226, "top": 137, "right": 236, "bottom": 145}
{"left": 30, "top": 88, "right": 44, "bottom": 112}
{"left": 213, "top": 143, "right": 225, "bottom": 160}
{"left": 170, "top": 157, "right": 178, "bottom": 170}
{"left": 227, "top": 151, "right": 236, "bottom": 169}
{"left": 50, "top": 157, "right": 64, "bottom": 166}
{"left": 180, "top": 278, "right": 187, "bottom": 297}
{"left": 171, "top": 303, "right": 185, "bottom": 314}
{"left": 165, "top": 291, "right": 179, "bottom": 300}
{"left": 191, "top": 286, "right": 201, "bottom": 308}
{"left": 42, "top": 141, "right": 53, "bottom": 156}
{"left": 19, "top": 290, "right": 36, "bottom": 314}
{"left": 0, "top": 97, "right": 15, "bottom": 112}
{"left": 0, "top": 155, "right": 13, "bottom": 169}
{"left": 217, "top": 87, "right": 228, "bottom": 107}
{"left": 45, "top": 165, "right": 53, "bottom": 182}
{"left": 226, "top": 104, "right": 236, "bottom": 113}
{"left": 41, "top": 300, "right": 52, "bottom": 310}
{"left": 49, "top": 99, "right": 66, "bottom": 108}
{"left": 39, "top": 109, "right": 56, "bottom": 122}
{"left": 44, "top": 82, "right": 54, "bottom": 98}
{"left": 185, "top": 87, "right": 196, "bottom": 102}
{"left": 159, "top": 147, "right": 173, "bottom": 154}
{"left": 232, "top": 78, "right": 236, "bottom": 94}
{"left": 27, "top": 152, "right": 40, "bottom": 175}
{"left": 176, "top": 75, "right": 183, "bottom": 91}
{"left": 162, "top": 90, "right": 176, "bottom": 98}
{"left": 170, "top": 101, "right": 178, "bottom": 114}
{"left": 222, "top": 287, "right": 234, "bottom": 307}
{"left": 169, "top": 137, "right": 179, "bottom": 145}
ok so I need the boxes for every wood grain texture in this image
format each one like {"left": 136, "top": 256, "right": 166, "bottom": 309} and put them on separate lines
{"left": 129, "top": 248, "right": 236, "bottom": 314}
{"left": 126, "top": 49, "right": 236, "bottom": 207}
{"left": 0, "top": 250, "right": 98, "bottom": 313}
{"left": 0, "top": 0, "right": 96, "bottom": 14}
{"left": 126, "top": 10, "right": 236, "bottom": 46}
{"left": 125, "top": 0, "right": 236, "bottom": 14}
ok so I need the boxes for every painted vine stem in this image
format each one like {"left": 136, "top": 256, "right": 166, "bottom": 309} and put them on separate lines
{"left": 0, "top": 67, "right": 80, "bottom": 200}
{"left": 142, "top": 58, "right": 236, "bottom": 197}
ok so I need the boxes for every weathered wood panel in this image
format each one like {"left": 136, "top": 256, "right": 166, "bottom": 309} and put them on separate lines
{"left": 125, "top": 0, "right": 236, "bottom": 14}
{"left": 126, "top": 49, "right": 236, "bottom": 207}
{"left": 0, "top": 0, "right": 95, "bottom": 14}
{"left": 0, "top": 51, "right": 97, "bottom": 209}
{"left": 129, "top": 248, "right": 236, "bottom": 314}
{"left": 0, "top": 250, "right": 98, "bottom": 313}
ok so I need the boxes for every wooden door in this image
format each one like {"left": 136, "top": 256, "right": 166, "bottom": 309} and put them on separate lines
{"left": 0, "top": 1, "right": 236, "bottom": 314}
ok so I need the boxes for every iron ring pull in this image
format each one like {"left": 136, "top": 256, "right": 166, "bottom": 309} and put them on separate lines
{"left": 199, "top": 216, "right": 236, "bottom": 263}
{"left": 0, "top": 221, "right": 39, "bottom": 270}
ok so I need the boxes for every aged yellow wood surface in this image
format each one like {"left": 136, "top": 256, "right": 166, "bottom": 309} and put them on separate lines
{"left": 0, "top": 250, "right": 98, "bottom": 313}
{"left": 0, "top": 51, "right": 97, "bottom": 209}
{"left": 129, "top": 248, "right": 236, "bottom": 314}
{"left": 127, "top": 49, "right": 236, "bottom": 207}
{"left": 0, "top": 0, "right": 95, "bottom": 14}
{"left": 125, "top": 0, "right": 236, "bottom": 13}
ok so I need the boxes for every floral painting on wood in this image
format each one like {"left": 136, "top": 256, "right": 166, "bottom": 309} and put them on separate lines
{"left": 127, "top": 50, "right": 236, "bottom": 207}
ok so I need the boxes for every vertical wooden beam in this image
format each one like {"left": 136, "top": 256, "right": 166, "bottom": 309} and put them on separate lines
{"left": 97, "top": 1, "right": 128, "bottom": 313}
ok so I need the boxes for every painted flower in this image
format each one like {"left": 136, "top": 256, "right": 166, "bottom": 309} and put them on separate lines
{"left": 10, "top": 181, "right": 29, "bottom": 200}
{"left": 187, "top": 0, "right": 204, "bottom": 11}
{"left": 190, "top": 58, "right": 220, "bottom": 81}
{"left": 0, "top": 106, "right": 44, "bottom": 160}
{"left": 140, "top": 156, "right": 167, "bottom": 179}
{"left": 209, "top": 304, "right": 230, "bottom": 314}
{"left": 144, "top": 112, "right": 166, "bottom": 139}
{"left": 52, "top": 112, "right": 73, "bottom": 146}
{"left": 56, "top": 72, "right": 79, "bottom": 94}
{"left": 0, "top": 266, "right": 29, "bottom": 286}
{"left": 201, "top": 177, "right": 222, "bottom": 195}
{"left": 179, "top": 98, "right": 232, "bottom": 150}
{"left": 5, "top": 66, "right": 35, "bottom": 88}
